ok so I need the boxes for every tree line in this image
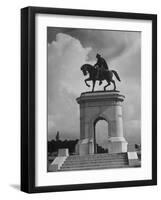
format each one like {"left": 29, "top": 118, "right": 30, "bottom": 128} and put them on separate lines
{"left": 48, "top": 139, "right": 79, "bottom": 155}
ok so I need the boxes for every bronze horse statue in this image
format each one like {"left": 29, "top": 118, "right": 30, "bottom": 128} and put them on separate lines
{"left": 81, "top": 64, "right": 121, "bottom": 92}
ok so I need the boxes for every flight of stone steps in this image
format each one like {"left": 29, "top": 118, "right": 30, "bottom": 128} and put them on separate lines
{"left": 59, "top": 153, "right": 129, "bottom": 171}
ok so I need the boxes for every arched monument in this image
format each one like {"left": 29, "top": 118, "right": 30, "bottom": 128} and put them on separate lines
{"left": 76, "top": 91, "right": 128, "bottom": 156}
{"left": 49, "top": 54, "right": 140, "bottom": 172}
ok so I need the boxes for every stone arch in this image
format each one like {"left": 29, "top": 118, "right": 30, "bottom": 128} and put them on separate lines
{"left": 88, "top": 112, "right": 109, "bottom": 140}
{"left": 92, "top": 113, "right": 109, "bottom": 125}
{"left": 76, "top": 91, "right": 128, "bottom": 155}
{"left": 93, "top": 116, "right": 109, "bottom": 153}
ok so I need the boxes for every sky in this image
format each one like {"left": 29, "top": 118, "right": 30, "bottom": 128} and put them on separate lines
{"left": 47, "top": 27, "right": 141, "bottom": 147}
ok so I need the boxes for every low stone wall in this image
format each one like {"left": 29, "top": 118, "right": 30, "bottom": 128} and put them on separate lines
{"left": 48, "top": 148, "right": 69, "bottom": 172}
{"left": 127, "top": 152, "right": 140, "bottom": 167}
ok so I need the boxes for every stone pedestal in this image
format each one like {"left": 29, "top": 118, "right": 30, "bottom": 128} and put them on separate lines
{"left": 76, "top": 138, "right": 94, "bottom": 155}
{"left": 108, "top": 137, "right": 128, "bottom": 153}
{"left": 58, "top": 148, "right": 69, "bottom": 157}
{"left": 76, "top": 91, "right": 128, "bottom": 155}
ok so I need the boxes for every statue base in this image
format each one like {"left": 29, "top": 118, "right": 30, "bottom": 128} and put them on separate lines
{"left": 108, "top": 137, "right": 128, "bottom": 153}
{"left": 76, "top": 91, "right": 128, "bottom": 155}
{"left": 75, "top": 138, "right": 94, "bottom": 156}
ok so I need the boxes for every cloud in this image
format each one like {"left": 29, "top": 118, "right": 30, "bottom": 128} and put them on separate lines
{"left": 48, "top": 33, "right": 91, "bottom": 100}
{"left": 48, "top": 27, "right": 140, "bottom": 60}
{"left": 48, "top": 33, "right": 91, "bottom": 140}
{"left": 47, "top": 29, "right": 141, "bottom": 145}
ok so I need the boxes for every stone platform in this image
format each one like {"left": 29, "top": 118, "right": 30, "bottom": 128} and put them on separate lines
{"left": 49, "top": 151, "right": 141, "bottom": 172}
{"left": 76, "top": 91, "right": 128, "bottom": 155}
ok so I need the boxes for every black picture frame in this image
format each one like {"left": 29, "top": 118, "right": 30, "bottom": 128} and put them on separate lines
{"left": 21, "top": 6, "right": 157, "bottom": 193}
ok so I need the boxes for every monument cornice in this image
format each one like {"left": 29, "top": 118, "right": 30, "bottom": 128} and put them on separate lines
{"left": 76, "top": 91, "right": 125, "bottom": 104}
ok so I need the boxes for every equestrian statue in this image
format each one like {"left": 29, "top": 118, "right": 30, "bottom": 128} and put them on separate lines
{"left": 81, "top": 53, "right": 121, "bottom": 92}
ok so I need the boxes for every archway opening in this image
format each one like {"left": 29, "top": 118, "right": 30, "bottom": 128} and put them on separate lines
{"left": 94, "top": 117, "right": 109, "bottom": 154}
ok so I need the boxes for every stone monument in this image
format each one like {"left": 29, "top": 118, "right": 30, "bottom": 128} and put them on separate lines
{"left": 49, "top": 54, "right": 141, "bottom": 172}
{"left": 76, "top": 91, "right": 128, "bottom": 156}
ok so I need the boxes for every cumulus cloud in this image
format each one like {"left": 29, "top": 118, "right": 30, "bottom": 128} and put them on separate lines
{"left": 48, "top": 33, "right": 91, "bottom": 99}
{"left": 47, "top": 28, "right": 141, "bottom": 145}
{"left": 47, "top": 33, "right": 91, "bottom": 140}
{"left": 48, "top": 27, "right": 140, "bottom": 60}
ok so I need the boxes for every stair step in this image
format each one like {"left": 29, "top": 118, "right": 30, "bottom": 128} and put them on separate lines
{"left": 60, "top": 164, "right": 129, "bottom": 171}
{"left": 68, "top": 153, "right": 126, "bottom": 158}
{"left": 68, "top": 155, "right": 126, "bottom": 159}
{"left": 62, "top": 160, "right": 128, "bottom": 166}
{"left": 62, "top": 163, "right": 128, "bottom": 168}
{"left": 65, "top": 157, "right": 127, "bottom": 161}
{"left": 59, "top": 153, "right": 129, "bottom": 171}
{"left": 67, "top": 155, "right": 126, "bottom": 160}
{"left": 63, "top": 160, "right": 127, "bottom": 165}
{"left": 67, "top": 156, "right": 126, "bottom": 161}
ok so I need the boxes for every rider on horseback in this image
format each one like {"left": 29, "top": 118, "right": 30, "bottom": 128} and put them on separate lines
{"left": 94, "top": 53, "right": 109, "bottom": 85}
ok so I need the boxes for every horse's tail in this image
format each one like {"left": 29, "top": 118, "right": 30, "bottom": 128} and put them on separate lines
{"left": 112, "top": 70, "right": 121, "bottom": 81}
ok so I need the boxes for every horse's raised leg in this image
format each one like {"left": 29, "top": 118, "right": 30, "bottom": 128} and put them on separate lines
{"left": 104, "top": 81, "right": 111, "bottom": 91}
{"left": 111, "top": 80, "right": 116, "bottom": 90}
{"left": 92, "top": 80, "right": 96, "bottom": 92}
{"left": 85, "top": 78, "right": 90, "bottom": 87}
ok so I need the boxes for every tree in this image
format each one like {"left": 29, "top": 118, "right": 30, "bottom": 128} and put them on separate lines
{"left": 55, "top": 131, "right": 60, "bottom": 141}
